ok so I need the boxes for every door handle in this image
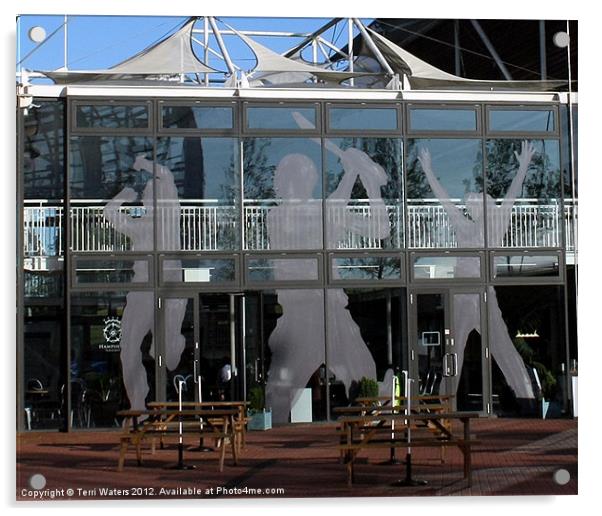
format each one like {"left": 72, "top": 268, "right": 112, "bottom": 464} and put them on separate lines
{"left": 193, "top": 360, "right": 198, "bottom": 382}
{"left": 254, "top": 358, "right": 261, "bottom": 382}
{"left": 452, "top": 353, "right": 458, "bottom": 377}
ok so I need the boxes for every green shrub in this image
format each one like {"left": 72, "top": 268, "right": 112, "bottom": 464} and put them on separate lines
{"left": 248, "top": 386, "right": 265, "bottom": 413}
{"left": 358, "top": 377, "right": 379, "bottom": 399}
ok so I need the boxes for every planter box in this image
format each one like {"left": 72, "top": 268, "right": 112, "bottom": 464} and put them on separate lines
{"left": 248, "top": 410, "right": 272, "bottom": 431}
{"left": 541, "top": 399, "right": 550, "bottom": 419}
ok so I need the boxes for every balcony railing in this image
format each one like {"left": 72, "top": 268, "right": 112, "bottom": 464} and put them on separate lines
{"left": 23, "top": 199, "right": 578, "bottom": 257}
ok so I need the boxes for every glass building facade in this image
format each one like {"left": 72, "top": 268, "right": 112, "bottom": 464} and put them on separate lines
{"left": 17, "top": 95, "right": 577, "bottom": 430}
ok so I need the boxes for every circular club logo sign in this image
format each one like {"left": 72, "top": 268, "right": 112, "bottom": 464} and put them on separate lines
{"left": 101, "top": 317, "right": 122, "bottom": 351}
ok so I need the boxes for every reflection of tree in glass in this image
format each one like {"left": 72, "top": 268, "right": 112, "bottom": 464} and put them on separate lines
{"left": 241, "top": 138, "right": 274, "bottom": 201}
{"left": 334, "top": 137, "right": 402, "bottom": 199}
{"left": 485, "top": 139, "right": 561, "bottom": 201}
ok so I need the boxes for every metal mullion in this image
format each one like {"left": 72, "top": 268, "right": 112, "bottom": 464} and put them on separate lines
{"left": 16, "top": 99, "right": 26, "bottom": 431}
{"left": 63, "top": 97, "right": 72, "bottom": 432}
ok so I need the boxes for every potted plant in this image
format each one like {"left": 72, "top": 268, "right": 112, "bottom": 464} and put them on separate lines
{"left": 357, "top": 377, "right": 379, "bottom": 403}
{"left": 533, "top": 362, "right": 558, "bottom": 419}
{"left": 247, "top": 386, "right": 272, "bottom": 431}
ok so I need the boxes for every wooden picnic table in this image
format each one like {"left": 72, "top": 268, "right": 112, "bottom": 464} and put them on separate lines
{"left": 116, "top": 408, "right": 240, "bottom": 472}
{"left": 337, "top": 411, "right": 480, "bottom": 486}
{"left": 147, "top": 401, "right": 251, "bottom": 450}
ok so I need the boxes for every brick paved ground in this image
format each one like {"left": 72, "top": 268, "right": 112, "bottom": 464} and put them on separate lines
{"left": 16, "top": 418, "right": 577, "bottom": 500}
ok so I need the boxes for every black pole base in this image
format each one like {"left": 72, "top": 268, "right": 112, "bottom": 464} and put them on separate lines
{"left": 166, "top": 443, "right": 197, "bottom": 470}
{"left": 392, "top": 477, "right": 428, "bottom": 487}
{"left": 189, "top": 437, "right": 214, "bottom": 452}
{"left": 378, "top": 458, "right": 404, "bottom": 466}
{"left": 391, "top": 452, "right": 427, "bottom": 487}
{"left": 188, "top": 446, "right": 214, "bottom": 453}
{"left": 167, "top": 463, "right": 197, "bottom": 470}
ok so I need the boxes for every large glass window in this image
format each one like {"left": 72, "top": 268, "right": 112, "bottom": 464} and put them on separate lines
{"left": 69, "top": 136, "right": 154, "bottom": 252}
{"left": 328, "top": 106, "right": 399, "bottom": 131}
{"left": 409, "top": 107, "right": 478, "bottom": 132}
{"left": 161, "top": 257, "right": 237, "bottom": 284}
{"left": 243, "top": 137, "right": 322, "bottom": 251}
{"left": 327, "top": 288, "right": 404, "bottom": 417}
{"left": 161, "top": 105, "right": 234, "bottom": 130}
{"left": 412, "top": 254, "right": 482, "bottom": 279}
{"left": 23, "top": 303, "right": 64, "bottom": 430}
{"left": 492, "top": 254, "right": 560, "bottom": 279}
{"left": 262, "top": 289, "right": 326, "bottom": 423}
{"left": 156, "top": 137, "right": 240, "bottom": 251}
{"left": 246, "top": 105, "right": 318, "bottom": 131}
{"left": 22, "top": 100, "right": 66, "bottom": 431}
{"left": 489, "top": 285, "right": 565, "bottom": 417}
{"left": 75, "top": 104, "right": 149, "bottom": 130}
{"left": 488, "top": 108, "right": 556, "bottom": 133}
{"left": 73, "top": 257, "right": 151, "bottom": 285}
{"left": 247, "top": 256, "right": 320, "bottom": 283}
{"left": 70, "top": 290, "right": 156, "bottom": 428}
{"left": 406, "top": 139, "right": 484, "bottom": 249}
{"left": 485, "top": 139, "right": 561, "bottom": 248}
{"left": 325, "top": 137, "right": 403, "bottom": 249}
{"left": 330, "top": 255, "right": 402, "bottom": 281}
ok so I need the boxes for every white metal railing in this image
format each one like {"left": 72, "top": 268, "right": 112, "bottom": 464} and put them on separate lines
{"left": 23, "top": 199, "right": 578, "bottom": 256}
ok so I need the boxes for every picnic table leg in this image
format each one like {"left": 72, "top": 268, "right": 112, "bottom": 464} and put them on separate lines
{"left": 230, "top": 416, "right": 239, "bottom": 465}
{"left": 134, "top": 435, "right": 143, "bottom": 466}
{"left": 463, "top": 418, "right": 472, "bottom": 486}
{"left": 218, "top": 418, "right": 228, "bottom": 472}
{"left": 117, "top": 437, "right": 129, "bottom": 471}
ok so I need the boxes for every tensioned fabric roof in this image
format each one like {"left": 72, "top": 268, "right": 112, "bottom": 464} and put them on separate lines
{"left": 40, "top": 18, "right": 217, "bottom": 84}
{"left": 366, "top": 27, "right": 566, "bottom": 91}
{"left": 37, "top": 17, "right": 566, "bottom": 91}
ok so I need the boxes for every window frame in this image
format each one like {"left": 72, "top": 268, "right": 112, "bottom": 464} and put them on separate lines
{"left": 325, "top": 101, "right": 402, "bottom": 135}
{"left": 409, "top": 251, "right": 486, "bottom": 283}
{"left": 485, "top": 104, "right": 560, "bottom": 138}
{"left": 70, "top": 99, "right": 153, "bottom": 134}
{"left": 157, "top": 100, "right": 238, "bottom": 135}
{"left": 406, "top": 102, "right": 481, "bottom": 136}
{"left": 242, "top": 101, "right": 322, "bottom": 135}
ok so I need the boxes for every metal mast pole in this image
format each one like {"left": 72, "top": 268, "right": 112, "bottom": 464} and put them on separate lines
{"left": 204, "top": 17, "right": 209, "bottom": 86}
{"left": 64, "top": 15, "right": 68, "bottom": 70}
{"left": 348, "top": 18, "right": 354, "bottom": 86}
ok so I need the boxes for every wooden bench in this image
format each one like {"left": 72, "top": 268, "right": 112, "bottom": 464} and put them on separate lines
{"left": 335, "top": 395, "right": 455, "bottom": 462}
{"left": 337, "top": 412, "right": 480, "bottom": 486}
{"left": 116, "top": 408, "right": 239, "bottom": 472}
{"left": 147, "top": 401, "right": 250, "bottom": 452}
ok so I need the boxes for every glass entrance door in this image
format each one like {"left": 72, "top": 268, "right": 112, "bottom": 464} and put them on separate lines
{"left": 157, "top": 292, "right": 263, "bottom": 405}
{"left": 157, "top": 294, "right": 198, "bottom": 403}
{"left": 410, "top": 292, "right": 451, "bottom": 399}
{"left": 410, "top": 288, "right": 488, "bottom": 413}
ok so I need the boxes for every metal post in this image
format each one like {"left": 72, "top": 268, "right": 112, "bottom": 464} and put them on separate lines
{"left": 539, "top": 20, "right": 547, "bottom": 80}
{"left": 470, "top": 20, "right": 513, "bottom": 80}
{"left": 348, "top": 18, "right": 354, "bottom": 87}
{"left": 208, "top": 17, "right": 236, "bottom": 76}
{"left": 352, "top": 18, "right": 395, "bottom": 75}
{"left": 204, "top": 17, "right": 209, "bottom": 86}
{"left": 17, "top": 16, "right": 21, "bottom": 80}
{"left": 64, "top": 15, "right": 68, "bottom": 70}
{"left": 454, "top": 20, "right": 461, "bottom": 76}
{"left": 566, "top": 20, "right": 577, "bottom": 311}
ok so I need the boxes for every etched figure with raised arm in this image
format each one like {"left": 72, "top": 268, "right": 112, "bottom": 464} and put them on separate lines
{"left": 264, "top": 121, "right": 394, "bottom": 423}
{"left": 103, "top": 155, "right": 187, "bottom": 412}
{"left": 417, "top": 140, "right": 537, "bottom": 401}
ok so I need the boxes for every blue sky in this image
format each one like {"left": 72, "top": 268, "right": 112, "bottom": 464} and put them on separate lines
{"left": 17, "top": 15, "right": 372, "bottom": 74}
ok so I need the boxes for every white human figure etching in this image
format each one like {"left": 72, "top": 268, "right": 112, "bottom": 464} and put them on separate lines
{"left": 264, "top": 142, "right": 392, "bottom": 424}
{"left": 103, "top": 155, "right": 186, "bottom": 411}
{"left": 417, "top": 140, "right": 536, "bottom": 401}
